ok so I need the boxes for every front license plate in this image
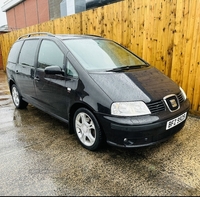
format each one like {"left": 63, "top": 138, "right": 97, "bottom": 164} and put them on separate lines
{"left": 166, "top": 112, "right": 187, "bottom": 130}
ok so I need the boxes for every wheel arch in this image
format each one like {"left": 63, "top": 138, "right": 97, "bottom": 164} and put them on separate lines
{"left": 9, "top": 80, "right": 15, "bottom": 93}
{"left": 68, "top": 102, "right": 105, "bottom": 138}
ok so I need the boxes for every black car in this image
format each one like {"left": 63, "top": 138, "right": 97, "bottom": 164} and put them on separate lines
{"left": 6, "top": 32, "right": 190, "bottom": 151}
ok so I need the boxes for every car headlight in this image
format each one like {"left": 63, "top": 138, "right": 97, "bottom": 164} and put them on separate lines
{"left": 111, "top": 101, "right": 151, "bottom": 116}
{"left": 180, "top": 87, "right": 187, "bottom": 100}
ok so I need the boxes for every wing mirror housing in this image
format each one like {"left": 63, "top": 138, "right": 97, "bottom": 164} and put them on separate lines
{"left": 45, "top": 66, "right": 64, "bottom": 75}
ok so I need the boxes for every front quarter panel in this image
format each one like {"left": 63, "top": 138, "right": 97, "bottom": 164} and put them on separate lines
{"left": 75, "top": 75, "right": 112, "bottom": 114}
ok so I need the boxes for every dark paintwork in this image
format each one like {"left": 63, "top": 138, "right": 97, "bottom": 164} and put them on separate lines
{"left": 6, "top": 34, "right": 190, "bottom": 148}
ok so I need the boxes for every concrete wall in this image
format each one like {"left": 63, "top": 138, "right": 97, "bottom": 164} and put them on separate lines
{"left": 60, "top": 0, "right": 86, "bottom": 17}
{"left": 74, "top": 0, "right": 86, "bottom": 14}
{"left": 49, "top": 0, "right": 62, "bottom": 20}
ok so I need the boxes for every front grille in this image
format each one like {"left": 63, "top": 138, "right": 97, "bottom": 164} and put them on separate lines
{"left": 147, "top": 100, "right": 165, "bottom": 114}
{"left": 147, "top": 91, "right": 185, "bottom": 114}
{"left": 177, "top": 92, "right": 184, "bottom": 103}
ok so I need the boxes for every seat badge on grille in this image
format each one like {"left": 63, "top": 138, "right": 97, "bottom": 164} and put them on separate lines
{"left": 170, "top": 99, "right": 177, "bottom": 108}
{"left": 163, "top": 94, "right": 180, "bottom": 112}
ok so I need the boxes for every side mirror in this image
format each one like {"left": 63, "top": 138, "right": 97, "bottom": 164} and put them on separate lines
{"left": 45, "top": 66, "right": 64, "bottom": 75}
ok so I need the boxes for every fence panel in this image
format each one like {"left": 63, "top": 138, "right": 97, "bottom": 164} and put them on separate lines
{"left": 0, "top": 0, "right": 200, "bottom": 114}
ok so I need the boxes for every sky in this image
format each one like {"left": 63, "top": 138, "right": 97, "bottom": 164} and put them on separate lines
{"left": 0, "top": 1, "right": 7, "bottom": 26}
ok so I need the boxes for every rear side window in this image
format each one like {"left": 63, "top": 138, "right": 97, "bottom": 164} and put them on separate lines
{"left": 7, "top": 41, "right": 23, "bottom": 63}
{"left": 19, "top": 39, "right": 39, "bottom": 67}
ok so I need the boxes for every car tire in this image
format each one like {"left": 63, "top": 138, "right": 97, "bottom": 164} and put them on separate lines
{"left": 73, "top": 107, "right": 103, "bottom": 151}
{"left": 11, "top": 84, "right": 28, "bottom": 109}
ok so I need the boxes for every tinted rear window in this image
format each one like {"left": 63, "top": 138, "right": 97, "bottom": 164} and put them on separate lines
{"left": 19, "top": 39, "right": 39, "bottom": 66}
{"left": 8, "top": 41, "right": 23, "bottom": 63}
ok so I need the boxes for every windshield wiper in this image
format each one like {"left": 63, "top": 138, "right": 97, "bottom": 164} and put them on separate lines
{"left": 106, "top": 65, "right": 148, "bottom": 72}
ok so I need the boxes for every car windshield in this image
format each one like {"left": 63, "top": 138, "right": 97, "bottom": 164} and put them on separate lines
{"left": 63, "top": 39, "right": 147, "bottom": 71}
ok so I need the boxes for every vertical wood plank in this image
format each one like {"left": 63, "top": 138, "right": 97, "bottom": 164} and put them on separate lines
{"left": 171, "top": 0, "right": 186, "bottom": 84}
{"left": 182, "top": 0, "right": 197, "bottom": 94}
{"left": 164, "top": 0, "right": 176, "bottom": 77}
{"left": 112, "top": 2, "right": 122, "bottom": 44}
{"left": 187, "top": 0, "right": 200, "bottom": 110}
{"left": 73, "top": 13, "right": 82, "bottom": 34}
{"left": 103, "top": 4, "right": 113, "bottom": 40}
{"left": 121, "top": 0, "right": 129, "bottom": 48}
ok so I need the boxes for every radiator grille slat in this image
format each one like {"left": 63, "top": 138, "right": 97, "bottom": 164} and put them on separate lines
{"left": 147, "top": 100, "right": 165, "bottom": 113}
{"left": 177, "top": 92, "right": 184, "bottom": 103}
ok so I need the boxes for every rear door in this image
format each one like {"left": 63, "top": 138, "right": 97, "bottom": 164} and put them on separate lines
{"left": 15, "top": 39, "right": 39, "bottom": 103}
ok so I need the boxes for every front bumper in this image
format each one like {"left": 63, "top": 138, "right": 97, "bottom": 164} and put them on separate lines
{"left": 95, "top": 99, "right": 190, "bottom": 148}
{"left": 108, "top": 116, "right": 187, "bottom": 148}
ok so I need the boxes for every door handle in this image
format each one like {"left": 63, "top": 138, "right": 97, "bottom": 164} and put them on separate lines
{"left": 34, "top": 76, "right": 40, "bottom": 81}
{"left": 67, "top": 87, "right": 71, "bottom": 93}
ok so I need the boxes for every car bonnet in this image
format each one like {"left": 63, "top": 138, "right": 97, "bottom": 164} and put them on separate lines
{"left": 89, "top": 66, "right": 180, "bottom": 103}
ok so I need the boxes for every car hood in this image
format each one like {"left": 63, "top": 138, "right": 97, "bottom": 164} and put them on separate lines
{"left": 89, "top": 66, "right": 180, "bottom": 103}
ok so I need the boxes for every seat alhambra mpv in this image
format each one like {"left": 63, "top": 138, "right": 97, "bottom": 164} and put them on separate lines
{"left": 6, "top": 32, "right": 190, "bottom": 151}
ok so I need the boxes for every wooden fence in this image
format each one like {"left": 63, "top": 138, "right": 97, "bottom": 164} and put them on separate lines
{"left": 0, "top": 0, "right": 200, "bottom": 115}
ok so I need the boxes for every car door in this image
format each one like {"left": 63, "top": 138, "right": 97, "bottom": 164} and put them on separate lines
{"left": 34, "top": 39, "right": 78, "bottom": 120}
{"left": 15, "top": 39, "right": 39, "bottom": 103}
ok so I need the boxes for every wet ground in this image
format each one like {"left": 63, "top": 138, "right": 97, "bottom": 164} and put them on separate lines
{"left": 0, "top": 70, "right": 200, "bottom": 196}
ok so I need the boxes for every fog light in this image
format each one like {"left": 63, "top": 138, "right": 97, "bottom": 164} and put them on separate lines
{"left": 124, "top": 138, "right": 134, "bottom": 146}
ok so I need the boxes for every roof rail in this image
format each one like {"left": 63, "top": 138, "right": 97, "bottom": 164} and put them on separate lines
{"left": 18, "top": 32, "right": 55, "bottom": 40}
{"left": 84, "top": 34, "right": 102, "bottom": 38}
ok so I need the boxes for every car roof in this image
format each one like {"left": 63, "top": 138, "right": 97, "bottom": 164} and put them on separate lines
{"left": 17, "top": 32, "right": 104, "bottom": 41}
